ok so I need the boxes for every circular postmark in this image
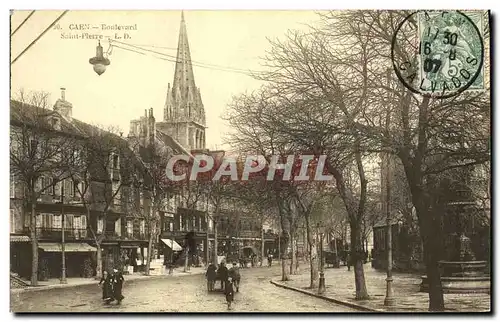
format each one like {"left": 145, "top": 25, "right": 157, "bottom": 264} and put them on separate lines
{"left": 391, "top": 10, "right": 484, "bottom": 99}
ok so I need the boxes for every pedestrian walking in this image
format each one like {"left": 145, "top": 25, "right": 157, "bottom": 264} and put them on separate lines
{"left": 205, "top": 262, "right": 217, "bottom": 292}
{"left": 228, "top": 262, "right": 241, "bottom": 292}
{"left": 217, "top": 261, "right": 229, "bottom": 291}
{"left": 225, "top": 276, "right": 235, "bottom": 310}
{"left": 98, "top": 270, "right": 113, "bottom": 304}
{"left": 111, "top": 268, "right": 125, "bottom": 304}
{"left": 267, "top": 253, "right": 273, "bottom": 267}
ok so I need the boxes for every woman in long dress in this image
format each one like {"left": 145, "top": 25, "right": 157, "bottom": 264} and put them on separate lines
{"left": 98, "top": 271, "right": 113, "bottom": 304}
{"left": 111, "top": 268, "right": 125, "bottom": 304}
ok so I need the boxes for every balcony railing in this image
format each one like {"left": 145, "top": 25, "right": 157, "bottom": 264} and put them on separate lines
{"left": 124, "top": 231, "right": 147, "bottom": 240}
{"left": 176, "top": 226, "right": 209, "bottom": 234}
{"left": 35, "top": 228, "right": 88, "bottom": 239}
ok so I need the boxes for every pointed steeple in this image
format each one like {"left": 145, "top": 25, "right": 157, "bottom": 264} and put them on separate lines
{"left": 161, "top": 11, "right": 207, "bottom": 152}
{"left": 172, "top": 10, "right": 196, "bottom": 104}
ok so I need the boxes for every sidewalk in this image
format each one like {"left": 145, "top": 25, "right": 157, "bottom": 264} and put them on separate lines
{"left": 271, "top": 264, "right": 490, "bottom": 312}
{"left": 11, "top": 266, "right": 206, "bottom": 294}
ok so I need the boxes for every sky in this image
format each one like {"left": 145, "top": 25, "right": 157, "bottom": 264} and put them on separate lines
{"left": 10, "top": 10, "right": 321, "bottom": 151}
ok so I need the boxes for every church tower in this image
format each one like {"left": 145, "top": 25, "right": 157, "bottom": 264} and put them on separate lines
{"left": 158, "top": 11, "right": 207, "bottom": 152}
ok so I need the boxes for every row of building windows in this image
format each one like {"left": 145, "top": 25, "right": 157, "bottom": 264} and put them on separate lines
{"left": 9, "top": 174, "right": 85, "bottom": 199}
{"left": 10, "top": 210, "right": 146, "bottom": 238}
{"left": 10, "top": 175, "right": 211, "bottom": 218}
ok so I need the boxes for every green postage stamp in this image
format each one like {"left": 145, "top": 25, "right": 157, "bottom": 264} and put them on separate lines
{"left": 417, "top": 11, "right": 485, "bottom": 94}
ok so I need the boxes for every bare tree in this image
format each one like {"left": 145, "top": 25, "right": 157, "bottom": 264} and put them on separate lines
{"left": 10, "top": 90, "right": 81, "bottom": 286}
{"left": 69, "top": 125, "right": 137, "bottom": 279}
{"left": 309, "top": 10, "right": 490, "bottom": 310}
{"left": 232, "top": 10, "right": 490, "bottom": 309}
{"left": 130, "top": 140, "right": 176, "bottom": 276}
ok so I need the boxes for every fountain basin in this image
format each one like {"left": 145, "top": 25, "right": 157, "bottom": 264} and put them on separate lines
{"left": 420, "top": 275, "right": 490, "bottom": 294}
{"left": 420, "top": 261, "right": 490, "bottom": 294}
{"left": 439, "top": 260, "right": 488, "bottom": 277}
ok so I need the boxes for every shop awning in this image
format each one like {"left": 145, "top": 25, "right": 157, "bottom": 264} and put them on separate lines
{"left": 38, "top": 242, "right": 97, "bottom": 252}
{"left": 10, "top": 235, "right": 30, "bottom": 242}
{"left": 161, "top": 239, "right": 183, "bottom": 251}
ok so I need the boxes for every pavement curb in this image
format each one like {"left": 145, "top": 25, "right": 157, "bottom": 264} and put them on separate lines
{"left": 11, "top": 271, "right": 204, "bottom": 294}
{"left": 270, "top": 280, "right": 382, "bottom": 312}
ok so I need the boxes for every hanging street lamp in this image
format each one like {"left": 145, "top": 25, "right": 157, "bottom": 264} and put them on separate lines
{"left": 89, "top": 40, "right": 110, "bottom": 76}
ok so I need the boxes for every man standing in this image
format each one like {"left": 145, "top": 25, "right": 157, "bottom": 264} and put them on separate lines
{"left": 225, "top": 276, "right": 235, "bottom": 310}
{"left": 217, "top": 261, "right": 229, "bottom": 291}
{"left": 205, "top": 262, "right": 217, "bottom": 292}
{"left": 267, "top": 251, "right": 273, "bottom": 267}
{"left": 228, "top": 262, "right": 241, "bottom": 292}
{"left": 111, "top": 268, "right": 125, "bottom": 304}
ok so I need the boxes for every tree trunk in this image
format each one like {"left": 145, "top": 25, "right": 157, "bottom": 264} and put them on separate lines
{"left": 279, "top": 230, "right": 291, "bottom": 281}
{"left": 290, "top": 233, "right": 297, "bottom": 275}
{"left": 281, "top": 254, "right": 290, "bottom": 281}
{"left": 309, "top": 240, "right": 318, "bottom": 288}
{"left": 145, "top": 233, "right": 154, "bottom": 276}
{"left": 351, "top": 221, "right": 369, "bottom": 300}
{"left": 423, "top": 238, "right": 444, "bottom": 311}
{"left": 30, "top": 200, "right": 38, "bottom": 286}
{"left": 295, "top": 238, "right": 300, "bottom": 272}
{"left": 305, "top": 215, "right": 318, "bottom": 288}
{"left": 184, "top": 248, "right": 190, "bottom": 272}
{"left": 419, "top": 210, "right": 445, "bottom": 311}
{"left": 213, "top": 219, "right": 218, "bottom": 265}
{"left": 260, "top": 221, "right": 265, "bottom": 267}
{"left": 95, "top": 242, "right": 103, "bottom": 280}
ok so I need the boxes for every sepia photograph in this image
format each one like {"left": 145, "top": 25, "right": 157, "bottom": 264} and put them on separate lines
{"left": 8, "top": 6, "right": 491, "bottom": 314}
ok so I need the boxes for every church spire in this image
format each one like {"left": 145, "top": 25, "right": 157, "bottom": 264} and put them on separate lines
{"left": 161, "top": 11, "right": 206, "bottom": 152}
{"left": 172, "top": 10, "right": 196, "bottom": 103}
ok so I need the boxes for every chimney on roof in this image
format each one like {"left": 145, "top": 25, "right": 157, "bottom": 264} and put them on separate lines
{"left": 53, "top": 87, "right": 72, "bottom": 122}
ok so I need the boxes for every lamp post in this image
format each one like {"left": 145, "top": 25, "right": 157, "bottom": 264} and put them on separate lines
{"left": 333, "top": 233, "right": 340, "bottom": 268}
{"left": 169, "top": 237, "right": 174, "bottom": 275}
{"left": 384, "top": 68, "right": 395, "bottom": 307}
{"left": 205, "top": 196, "right": 210, "bottom": 267}
{"left": 56, "top": 184, "right": 67, "bottom": 284}
{"left": 317, "top": 222, "right": 326, "bottom": 294}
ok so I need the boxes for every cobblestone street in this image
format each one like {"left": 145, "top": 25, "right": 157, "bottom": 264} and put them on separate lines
{"left": 10, "top": 265, "right": 357, "bottom": 312}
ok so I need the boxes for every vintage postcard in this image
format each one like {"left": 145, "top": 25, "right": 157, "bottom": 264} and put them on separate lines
{"left": 9, "top": 9, "right": 491, "bottom": 313}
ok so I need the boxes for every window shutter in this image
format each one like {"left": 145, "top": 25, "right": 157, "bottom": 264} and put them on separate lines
{"left": 75, "top": 216, "right": 82, "bottom": 229}
{"left": 64, "top": 180, "right": 71, "bottom": 199}
{"left": 53, "top": 215, "right": 61, "bottom": 229}
{"left": 115, "top": 218, "right": 121, "bottom": 236}
{"left": 47, "top": 214, "right": 53, "bottom": 229}
{"left": 24, "top": 212, "right": 30, "bottom": 227}
{"left": 10, "top": 209, "right": 15, "bottom": 233}
{"left": 35, "top": 177, "right": 42, "bottom": 192}
{"left": 70, "top": 181, "right": 75, "bottom": 197}
{"left": 97, "top": 218, "right": 104, "bottom": 233}
{"left": 36, "top": 214, "right": 42, "bottom": 228}
{"left": 41, "top": 177, "right": 47, "bottom": 194}
{"left": 66, "top": 214, "right": 73, "bottom": 229}
{"left": 10, "top": 174, "right": 15, "bottom": 198}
